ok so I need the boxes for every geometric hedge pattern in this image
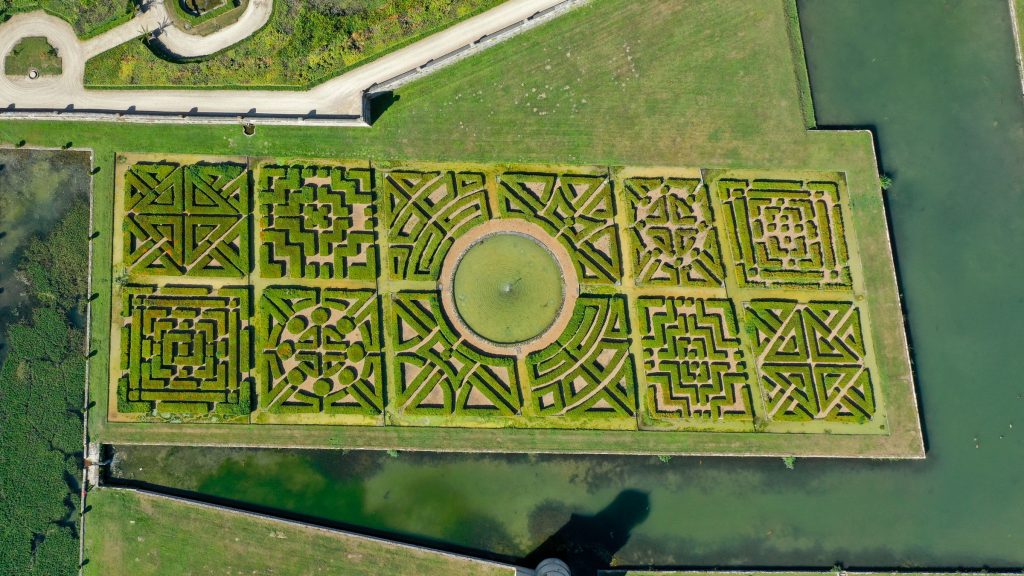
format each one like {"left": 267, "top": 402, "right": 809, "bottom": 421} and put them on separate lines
{"left": 526, "top": 296, "right": 637, "bottom": 420}
{"left": 382, "top": 169, "right": 491, "bottom": 281}
{"left": 118, "top": 284, "right": 251, "bottom": 416}
{"left": 625, "top": 176, "right": 725, "bottom": 287}
{"left": 257, "top": 287, "right": 384, "bottom": 417}
{"left": 637, "top": 297, "right": 753, "bottom": 422}
{"left": 498, "top": 172, "right": 623, "bottom": 284}
{"left": 718, "top": 178, "right": 852, "bottom": 288}
{"left": 114, "top": 158, "right": 881, "bottom": 432}
{"left": 745, "top": 300, "right": 875, "bottom": 422}
{"left": 123, "top": 162, "right": 251, "bottom": 277}
{"left": 258, "top": 165, "right": 378, "bottom": 280}
{"left": 390, "top": 292, "right": 520, "bottom": 419}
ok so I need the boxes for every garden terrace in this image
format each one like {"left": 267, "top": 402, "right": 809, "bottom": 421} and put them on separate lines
{"left": 100, "top": 153, "right": 919, "bottom": 456}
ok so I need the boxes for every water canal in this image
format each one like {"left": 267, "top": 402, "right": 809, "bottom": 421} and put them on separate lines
{"left": 108, "top": 0, "right": 1024, "bottom": 569}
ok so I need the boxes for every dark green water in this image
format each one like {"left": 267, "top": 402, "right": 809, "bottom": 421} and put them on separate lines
{"left": 0, "top": 148, "right": 91, "bottom": 362}
{"left": 109, "top": 0, "right": 1024, "bottom": 570}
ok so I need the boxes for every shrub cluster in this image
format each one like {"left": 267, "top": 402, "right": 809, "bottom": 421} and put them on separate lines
{"left": 0, "top": 202, "right": 89, "bottom": 573}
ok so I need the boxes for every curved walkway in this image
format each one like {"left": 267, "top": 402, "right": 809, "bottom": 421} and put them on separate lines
{"left": 148, "top": 0, "right": 273, "bottom": 59}
{"left": 0, "top": 0, "right": 577, "bottom": 125}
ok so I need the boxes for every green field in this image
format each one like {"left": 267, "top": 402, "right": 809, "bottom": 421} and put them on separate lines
{"left": 84, "top": 488, "right": 516, "bottom": 576}
{"left": 83, "top": 0, "right": 506, "bottom": 87}
{"left": 0, "top": 0, "right": 134, "bottom": 38}
{"left": 3, "top": 36, "right": 62, "bottom": 76}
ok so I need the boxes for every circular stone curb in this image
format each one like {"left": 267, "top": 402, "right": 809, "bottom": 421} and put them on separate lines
{"left": 439, "top": 219, "right": 579, "bottom": 357}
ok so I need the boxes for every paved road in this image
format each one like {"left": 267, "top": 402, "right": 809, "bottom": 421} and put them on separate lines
{"left": 0, "top": 0, "right": 571, "bottom": 122}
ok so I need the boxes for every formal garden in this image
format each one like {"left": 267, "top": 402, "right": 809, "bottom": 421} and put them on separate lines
{"left": 106, "top": 154, "right": 889, "bottom": 440}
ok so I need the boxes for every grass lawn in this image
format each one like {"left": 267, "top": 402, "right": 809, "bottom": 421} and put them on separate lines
{"left": 83, "top": 488, "right": 516, "bottom": 576}
{"left": 0, "top": 0, "right": 134, "bottom": 38}
{"left": 4, "top": 36, "right": 61, "bottom": 76}
{"left": 84, "top": 0, "right": 507, "bottom": 88}
{"left": 0, "top": 0, "right": 917, "bottom": 457}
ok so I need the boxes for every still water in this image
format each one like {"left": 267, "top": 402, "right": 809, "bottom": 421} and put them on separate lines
{"left": 110, "top": 0, "right": 1024, "bottom": 569}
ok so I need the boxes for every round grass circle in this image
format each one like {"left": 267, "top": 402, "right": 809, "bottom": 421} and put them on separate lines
{"left": 452, "top": 232, "right": 565, "bottom": 345}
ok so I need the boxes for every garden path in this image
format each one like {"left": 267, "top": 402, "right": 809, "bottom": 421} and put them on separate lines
{"left": 0, "top": 0, "right": 573, "bottom": 124}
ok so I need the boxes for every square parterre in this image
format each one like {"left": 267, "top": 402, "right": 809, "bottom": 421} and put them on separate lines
{"left": 117, "top": 284, "right": 252, "bottom": 417}
{"left": 258, "top": 164, "right": 378, "bottom": 281}
{"left": 122, "top": 161, "right": 251, "bottom": 278}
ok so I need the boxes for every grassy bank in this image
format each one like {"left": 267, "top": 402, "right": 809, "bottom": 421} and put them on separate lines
{"left": 84, "top": 0, "right": 506, "bottom": 88}
{"left": 83, "top": 488, "right": 516, "bottom": 576}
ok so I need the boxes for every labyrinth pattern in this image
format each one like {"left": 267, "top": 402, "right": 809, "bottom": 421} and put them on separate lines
{"left": 527, "top": 296, "right": 637, "bottom": 419}
{"left": 745, "top": 301, "right": 875, "bottom": 422}
{"left": 625, "top": 177, "right": 725, "bottom": 287}
{"left": 112, "top": 156, "right": 894, "bottom": 437}
{"left": 637, "top": 297, "right": 753, "bottom": 421}
{"left": 258, "top": 165, "right": 378, "bottom": 280}
{"left": 119, "top": 284, "right": 251, "bottom": 415}
{"left": 258, "top": 287, "right": 383, "bottom": 417}
{"left": 123, "top": 162, "right": 251, "bottom": 277}
{"left": 718, "top": 178, "right": 851, "bottom": 288}
{"left": 391, "top": 292, "right": 521, "bottom": 419}
{"left": 382, "top": 169, "right": 491, "bottom": 280}
{"left": 498, "top": 172, "right": 622, "bottom": 284}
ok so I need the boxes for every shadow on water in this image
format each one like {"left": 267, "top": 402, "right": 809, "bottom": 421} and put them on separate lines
{"left": 524, "top": 489, "right": 651, "bottom": 575}
{"left": 101, "top": 473, "right": 526, "bottom": 567}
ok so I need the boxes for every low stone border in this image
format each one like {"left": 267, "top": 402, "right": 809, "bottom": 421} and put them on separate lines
{"left": 439, "top": 219, "right": 579, "bottom": 357}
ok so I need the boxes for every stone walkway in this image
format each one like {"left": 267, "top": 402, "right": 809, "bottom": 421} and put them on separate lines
{"left": 0, "top": 0, "right": 577, "bottom": 125}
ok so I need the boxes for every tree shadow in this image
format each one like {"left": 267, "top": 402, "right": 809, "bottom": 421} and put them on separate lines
{"left": 523, "top": 489, "right": 651, "bottom": 576}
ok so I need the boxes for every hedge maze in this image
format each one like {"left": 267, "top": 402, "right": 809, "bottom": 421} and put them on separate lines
{"left": 382, "top": 169, "right": 491, "bottom": 281}
{"left": 390, "top": 292, "right": 520, "bottom": 420}
{"left": 718, "top": 178, "right": 852, "bottom": 288}
{"left": 258, "top": 165, "right": 378, "bottom": 281}
{"left": 111, "top": 156, "right": 887, "bottom": 437}
{"left": 118, "top": 284, "right": 251, "bottom": 416}
{"left": 625, "top": 176, "right": 726, "bottom": 287}
{"left": 258, "top": 287, "right": 384, "bottom": 418}
{"left": 498, "top": 172, "right": 623, "bottom": 284}
{"left": 637, "top": 297, "right": 753, "bottom": 423}
{"left": 123, "top": 162, "right": 251, "bottom": 278}
{"left": 526, "top": 296, "right": 637, "bottom": 421}
{"left": 745, "top": 300, "right": 875, "bottom": 422}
